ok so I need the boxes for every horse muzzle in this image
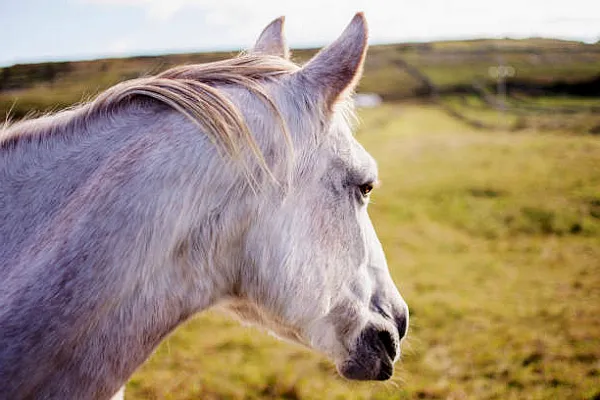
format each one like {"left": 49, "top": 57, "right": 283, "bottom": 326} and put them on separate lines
{"left": 337, "top": 310, "right": 408, "bottom": 381}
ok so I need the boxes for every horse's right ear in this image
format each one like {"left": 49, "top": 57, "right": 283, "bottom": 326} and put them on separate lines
{"left": 294, "top": 13, "right": 368, "bottom": 112}
{"left": 252, "top": 16, "right": 290, "bottom": 59}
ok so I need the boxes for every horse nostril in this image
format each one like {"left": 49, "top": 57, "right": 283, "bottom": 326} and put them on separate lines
{"left": 377, "top": 330, "right": 397, "bottom": 361}
{"left": 394, "top": 309, "right": 408, "bottom": 340}
{"left": 396, "top": 310, "right": 409, "bottom": 340}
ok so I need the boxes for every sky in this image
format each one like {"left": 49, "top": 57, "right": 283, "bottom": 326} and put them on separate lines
{"left": 1, "top": 0, "right": 599, "bottom": 66}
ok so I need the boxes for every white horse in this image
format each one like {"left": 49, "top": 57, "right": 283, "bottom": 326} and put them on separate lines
{"left": 0, "top": 13, "right": 409, "bottom": 399}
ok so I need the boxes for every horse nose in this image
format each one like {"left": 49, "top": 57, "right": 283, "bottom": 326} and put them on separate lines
{"left": 372, "top": 298, "right": 409, "bottom": 342}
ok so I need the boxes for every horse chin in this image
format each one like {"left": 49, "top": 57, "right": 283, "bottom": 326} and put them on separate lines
{"left": 337, "top": 354, "right": 394, "bottom": 381}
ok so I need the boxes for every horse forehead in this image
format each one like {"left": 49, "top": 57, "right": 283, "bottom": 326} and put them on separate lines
{"left": 328, "top": 128, "right": 377, "bottom": 177}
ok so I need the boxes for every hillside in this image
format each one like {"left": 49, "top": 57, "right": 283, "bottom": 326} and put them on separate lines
{"left": 2, "top": 38, "right": 600, "bottom": 123}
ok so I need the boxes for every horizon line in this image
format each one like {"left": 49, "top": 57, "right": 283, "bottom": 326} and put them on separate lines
{"left": 2, "top": 34, "right": 598, "bottom": 68}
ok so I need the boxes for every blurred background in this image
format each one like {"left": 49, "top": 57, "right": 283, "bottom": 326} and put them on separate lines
{"left": 2, "top": 1, "right": 599, "bottom": 399}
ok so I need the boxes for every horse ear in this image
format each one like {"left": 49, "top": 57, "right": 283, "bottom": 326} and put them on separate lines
{"left": 295, "top": 12, "right": 368, "bottom": 110}
{"left": 252, "top": 16, "right": 290, "bottom": 59}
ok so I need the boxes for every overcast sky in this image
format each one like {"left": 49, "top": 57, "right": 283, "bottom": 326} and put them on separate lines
{"left": 1, "top": 0, "right": 599, "bottom": 66}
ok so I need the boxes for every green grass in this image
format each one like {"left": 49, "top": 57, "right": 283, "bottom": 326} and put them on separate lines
{"left": 125, "top": 104, "right": 600, "bottom": 399}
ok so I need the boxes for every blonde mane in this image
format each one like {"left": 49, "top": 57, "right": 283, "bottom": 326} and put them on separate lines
{"left": 2, "top": 53, "right": 300, "bottom": 182}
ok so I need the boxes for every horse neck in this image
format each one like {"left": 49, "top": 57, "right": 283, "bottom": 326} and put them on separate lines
{"left": 0, "top": 107, "right": 234, "bottom": 398}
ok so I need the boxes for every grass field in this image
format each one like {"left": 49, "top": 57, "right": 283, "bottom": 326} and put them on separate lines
{"left": 123, "top": 104, "right": 600, "bottom": 400}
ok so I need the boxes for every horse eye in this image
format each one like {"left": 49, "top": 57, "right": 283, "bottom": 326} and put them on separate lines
{"left": 359, "top": 183, "right": 374, "bottom": 197}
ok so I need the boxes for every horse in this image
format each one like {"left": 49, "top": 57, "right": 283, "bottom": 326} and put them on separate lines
{"left": 0, "top": 13, "right": 409, "bottom": 399}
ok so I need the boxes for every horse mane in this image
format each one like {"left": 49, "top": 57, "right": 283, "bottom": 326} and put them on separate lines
{"left": 1, "top": 53, "right": 300, "bottom": 181}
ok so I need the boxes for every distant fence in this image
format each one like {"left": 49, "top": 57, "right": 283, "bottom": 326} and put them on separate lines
{"left": 1, "top": 43, "right": 599, "bottom": 132}
{"left": 392, "top": 57, "right": 600, "bottom": 133}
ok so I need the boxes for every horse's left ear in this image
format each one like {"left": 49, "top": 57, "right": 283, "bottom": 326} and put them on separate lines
{"left": 295, "top": 12, "right": 368, "bottom": 111}
{"left": 252, "top": 16, "right": 290, "bottom": 59}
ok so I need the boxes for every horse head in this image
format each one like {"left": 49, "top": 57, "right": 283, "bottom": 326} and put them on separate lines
{"left": 221, "top": 13, "right": 409, "bottom": 381}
